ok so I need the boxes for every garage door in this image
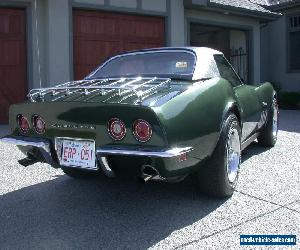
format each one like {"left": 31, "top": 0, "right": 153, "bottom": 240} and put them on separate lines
{"left": 73, "top": 10, "right": 165, "bottom": 80}
{"left": 0, "top": 8, "right": 27, "bottom": 124}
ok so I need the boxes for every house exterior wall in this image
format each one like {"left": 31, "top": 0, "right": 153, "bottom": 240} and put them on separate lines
{"left": 142, "top": 0, "right": 167, "bottom": 12}
{"left": 169, "top": 0, "right": 185, "bottom": 46}
{"left": 1, "top": 0, "right": 265, "bottom": 90}
{"left": 185, "top": 9, "right": 261, "bottom": 84}
{"left": 47, "top": 0, "right": 70, "bottom": 85}
{"left": 261, "top": 7, "right": 300, "bottom": 91}
{"left": 0, "top": 0, "right": 48, "bottom": 89}
{"left": 1, "top": 0, "right": 173, "bottom": 89}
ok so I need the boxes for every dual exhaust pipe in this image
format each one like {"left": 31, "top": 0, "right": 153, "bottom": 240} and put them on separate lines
{"left": 139, "top": 164, "right": 164, "bottom": 183}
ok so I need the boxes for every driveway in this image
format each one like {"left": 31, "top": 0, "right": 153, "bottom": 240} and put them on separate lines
{"left": 0, "top": 110, "right": 299, "bottom": 249}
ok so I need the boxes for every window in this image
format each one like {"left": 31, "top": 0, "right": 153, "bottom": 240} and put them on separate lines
{"left": 288, "top": 15, "right": 300, "bottom": 71}
{"left": 87, "top": 51, "right": 196, "bottom": 80}
{"left": 214, "top": 55, "right": 242, "bottom": 87}
{"left": 289, "top": 15, "right": 300, "bottom": 29}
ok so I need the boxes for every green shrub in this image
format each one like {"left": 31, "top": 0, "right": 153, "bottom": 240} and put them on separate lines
{"left": 278, "top": 91, "right": 300, "bottom": 109}
{"left": 270, "top": 82, "right": 281, "bottom": 93}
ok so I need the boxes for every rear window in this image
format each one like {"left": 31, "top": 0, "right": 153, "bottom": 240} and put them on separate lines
{"left": 87, "top": 51, "right": 196, "bottom": 80}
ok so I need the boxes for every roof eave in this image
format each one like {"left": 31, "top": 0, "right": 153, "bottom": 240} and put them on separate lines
{"left": 207, "top": 2, "right": 281, "bottom": 20}
{"left": 268, "top": 2, "right": 300, "bottom": 11}
{"left": 184, "top": 0, "right": 281, "bottom": 20}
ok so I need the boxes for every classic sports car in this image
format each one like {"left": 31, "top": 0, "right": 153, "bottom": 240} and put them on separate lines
{"left": 0, "top": 47, "right": 278, "bottom": 197}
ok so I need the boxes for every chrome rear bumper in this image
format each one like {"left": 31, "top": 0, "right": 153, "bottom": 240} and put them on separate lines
{"left": 0, "top": 136, "right": 193, "bottom": 158}
{"left": 96, "top": 146, "right": 193, "bottom": 158}
{"left": 0, "top": 136, "right": 55, "bottom": 165}
{"left": 0, "top": 136, "right": 193, "bottom": 176}
{"left": 1, "top": 136, "right": 50, "bottom": 152}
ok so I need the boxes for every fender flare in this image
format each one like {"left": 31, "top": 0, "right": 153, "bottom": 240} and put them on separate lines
{"left": 221, "top": 101, "right": 242, "bottom": 129}
{"left": 210, "top": 101, "right": 242, "bottom": 157}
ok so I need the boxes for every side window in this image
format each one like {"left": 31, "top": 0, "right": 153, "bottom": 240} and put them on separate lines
{"left": 287, "top": 15, "right": 300, "bottom": 71}
{"left": 214, "top": 55, "right": 242, "bottom": 87}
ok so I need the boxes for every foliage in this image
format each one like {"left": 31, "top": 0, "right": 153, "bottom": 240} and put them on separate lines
{"left": 278, "top": 91, "right": 300, "bottom": 109}
{"left": 270, "top": 82, "right": 281, "bottom": 94}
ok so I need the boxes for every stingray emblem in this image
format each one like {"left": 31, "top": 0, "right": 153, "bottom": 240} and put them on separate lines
{"left": 51, "top": 123, "right": 96, "bottom": 130}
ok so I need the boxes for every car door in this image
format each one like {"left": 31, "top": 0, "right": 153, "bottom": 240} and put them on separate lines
{"left": 214, "top": 55, "right": 262, "bottom": 142}
{"left": 234, "top": 84, "right": 264, "bottom": 141}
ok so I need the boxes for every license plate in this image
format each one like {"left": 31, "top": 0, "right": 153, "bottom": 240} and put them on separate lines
{"left": 58, "top": 139, "right": 96, "bottom": 170}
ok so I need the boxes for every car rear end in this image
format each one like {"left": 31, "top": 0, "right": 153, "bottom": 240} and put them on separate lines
{"left": 2, "top": 101, "right": 194, "bottom": 179}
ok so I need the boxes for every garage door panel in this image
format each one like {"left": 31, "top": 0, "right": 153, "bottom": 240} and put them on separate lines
{"left": 74, "top": 40, "right": 121, "bottom": 64}
{"left": 74, "top": 65, "right": 94, "bottom": 81}
{"left": 124, "top": 42, "right": 162, "bottom": 52}
{"left": 121, "top": 17, "right": 164, "bottom": 41}
{"left": 74, "top": 39, "right": 121, "bottom": 79}
{"left": 0, "top": 15, "right": 9, "bottom": 33}
{"left": 0, "top": 8, "right": 26, "bottom": 124}
{"left": 0, "top": 68, "right": 25, "bottom": 99}
{"left": 0, "top": 9, "right": 25, "bottom": 38}
{"left": 74, "top": 11, "right": 120, "bottom": 38}
{"left": 0, "top": 40, "right": 24, "bottom": 66}
{"left": 73, "top": 10, "right": 164, "bottom": 80}
{"left": 0, "top": 97, "right": 9, "bottom": 122}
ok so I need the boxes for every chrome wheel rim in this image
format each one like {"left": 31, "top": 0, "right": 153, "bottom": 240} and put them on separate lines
{"left": 226, "top": 127, "right": 241, "bottom": 183}
{"left": 272, "top": 101, "right": 278, "bottom": 138}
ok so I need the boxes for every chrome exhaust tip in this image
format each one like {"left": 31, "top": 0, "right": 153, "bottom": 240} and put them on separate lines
{"left": 139, "top": 165, "right": 161, "bottom": 183}
{"left": 139, "top": 164, "right": 188, "bottom": 184}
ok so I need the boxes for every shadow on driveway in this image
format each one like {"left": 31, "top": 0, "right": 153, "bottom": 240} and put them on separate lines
{"left": 1, "top": 111, "right": 298, "bottom": 249}
{"left": 241, "top": 141, "right": 270, "bottom": 162}
{"left": 0, "top": 175, "right": 226, "bottom": 249}
{"left": 278, "top": 109, "right": 300, "bottom": 133}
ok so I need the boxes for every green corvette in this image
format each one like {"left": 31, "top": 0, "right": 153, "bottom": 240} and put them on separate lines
{"left": 1, "top": 47, "right": 278, "bottom": 197}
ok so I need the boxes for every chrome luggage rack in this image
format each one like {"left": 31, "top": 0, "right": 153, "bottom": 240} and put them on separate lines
{"left": 27, "top": 77, "right": 171, "bottom": 103}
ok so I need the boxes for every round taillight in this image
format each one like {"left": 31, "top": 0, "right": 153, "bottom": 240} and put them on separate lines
{"left": 133, "top": 119, "right": 152, "bottom": 143}
{"left": 108, "top": 118, "right": 126, "bottom": 140}
{"left": 32, "top": 115, "right": 45, "bottom": 134}
{"left": 17, "top": 115, "right": 30, "bottom": 134}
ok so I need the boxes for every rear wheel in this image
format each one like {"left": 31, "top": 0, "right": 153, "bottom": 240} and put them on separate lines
{"left": 257, "top": 97, "right": 278, "bottom": 147}
{"left": 197, "top": 113, "right": 241, "bottom": 197}
{"left": 62, "top": 167, "right": 97, "bottom": 179}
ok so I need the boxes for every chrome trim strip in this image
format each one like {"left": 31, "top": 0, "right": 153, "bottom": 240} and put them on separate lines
{"left": 0, "top": 137, "right": 50, "bottom": 153}
{"left": 96, "top": 146, "right": 193, "bottom": 158}
{"left": 241, "top": 133, "right": 259, "bottom": 151}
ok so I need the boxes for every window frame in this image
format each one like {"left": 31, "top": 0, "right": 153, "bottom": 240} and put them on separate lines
{"left": 286, "top": 13, "right": 300, "bottom": 73}
{"left": 86, "top": 49, "right": 197, "bottom": 81}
